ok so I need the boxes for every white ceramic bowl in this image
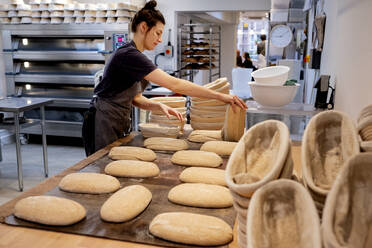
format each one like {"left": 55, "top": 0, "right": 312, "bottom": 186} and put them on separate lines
{"left": 251, "top": 65, "right": 290, "bottom": 85}
{"left": 249, "top": 82, "right": 299, "bottom": 107}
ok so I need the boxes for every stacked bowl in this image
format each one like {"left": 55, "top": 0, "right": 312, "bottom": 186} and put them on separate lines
{"left": 250, "top": 66, "right": 300, "bottom": 107}
{"left": 190, "top": 78, "right": 230, "bottom": 130}
{"left": 225, "top": 120, "right": 293, "bottom": 247}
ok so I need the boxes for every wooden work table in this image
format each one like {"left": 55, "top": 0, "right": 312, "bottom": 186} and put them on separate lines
{"left": 0, "top": 133, "right": 302, "bottom": 248}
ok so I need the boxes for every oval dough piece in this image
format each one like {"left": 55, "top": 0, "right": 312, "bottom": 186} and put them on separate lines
{"left": 109, "top": 146, "right": 156, "bottom": 161}
{"left": 14, "top": 196, "right": 86, "bottom": 226}
{"left": 171, "top": 150, "right": 222, "bottom": 167}
{"left": 187, "top": 129, "right": 222, "bottom": 143}
{"left": 105, "top": 160, "right": 159, "bottom": 178}
{"left": 59, "top": 173, "right": 120, "bottom": 194}
{"left": 149, "top": 212, "right": 233, "bottom": 246}
{"left": 144, "top": 137, "right": 188, "bottom": 151}
{"left": 200, "top": 141, "right": 237, "bottom": 156}
{"left": 100, "top": 185, "right": 152, "bottom": 222}
{"left": 179, "top": 167, "right": 226, "bottom": 186}
{"left": 168, "top": 183, "right": 233, "bottom": 208}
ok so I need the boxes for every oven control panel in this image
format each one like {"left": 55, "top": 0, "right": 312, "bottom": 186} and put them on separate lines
{"left": 113, "top": 33, "right": 129, "bottom": 50}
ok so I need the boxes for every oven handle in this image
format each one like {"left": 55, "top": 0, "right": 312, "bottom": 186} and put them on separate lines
{"left": 97, "top": 50, "right": 113, "bottom": 55}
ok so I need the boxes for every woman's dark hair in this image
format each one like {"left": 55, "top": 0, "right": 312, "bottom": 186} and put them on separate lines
{"left": 131, "top": 0, "right": 165, "bottom": 33}
{"left": 244, "top": 52, "right": 251, "bottom": 60}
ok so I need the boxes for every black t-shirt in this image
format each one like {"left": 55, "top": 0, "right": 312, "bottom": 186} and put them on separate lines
{"left": 94, "top": 40, "right": 157, "bottom": 98}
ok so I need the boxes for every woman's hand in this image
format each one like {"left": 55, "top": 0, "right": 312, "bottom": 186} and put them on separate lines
{"left": 159, "top": 103, "right": 185, "bottom": 122}
{"left": 218, "top": 93, "right": 248, "bottom": 111}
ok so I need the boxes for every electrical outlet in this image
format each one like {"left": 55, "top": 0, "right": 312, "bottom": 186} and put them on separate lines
{"left": 164, "top": 45, "right": 173, "bottom": 58}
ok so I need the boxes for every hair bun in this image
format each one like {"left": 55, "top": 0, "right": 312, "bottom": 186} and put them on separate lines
{"left": 143, "top": 0, "right": 157, "bottom": 10}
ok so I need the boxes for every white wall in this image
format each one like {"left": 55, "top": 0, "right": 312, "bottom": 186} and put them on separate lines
{"left": 321, "top": 0, "right": 372, "bottom": 121}
{"left": 220, "top": 23, "right": 238, "bottom": 83}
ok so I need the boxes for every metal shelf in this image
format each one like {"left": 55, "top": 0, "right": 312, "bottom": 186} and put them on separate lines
{"left": 180, "top": 31, "right": 220, "bottom": 34}
{"left": 178, "top": 23, "right": 221, "bottom": 82}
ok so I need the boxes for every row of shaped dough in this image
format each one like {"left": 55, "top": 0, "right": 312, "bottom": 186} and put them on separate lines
{"left": 15, "top": 194, "right": 233, "bottom": 246}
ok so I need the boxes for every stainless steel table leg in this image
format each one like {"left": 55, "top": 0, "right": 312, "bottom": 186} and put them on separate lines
{"left": 0, "top": 137, "right": 2, "bottom": 162}
{"left": 14, "top": 113, "right": 23, "bottom": 192}
{"left": 40, "top": 106, "right": 48, "bottom": 177}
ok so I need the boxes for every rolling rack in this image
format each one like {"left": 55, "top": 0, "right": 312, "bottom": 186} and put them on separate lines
{"left": 178, "top": 23, "right": 221, "bottom": 82}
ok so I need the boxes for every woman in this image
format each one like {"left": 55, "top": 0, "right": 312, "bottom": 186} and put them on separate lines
{"left": 83, "top": 0, "right": 247, "bottom": 156}
{"left": 242, "top": 52, "right": 256, "bottom": 70}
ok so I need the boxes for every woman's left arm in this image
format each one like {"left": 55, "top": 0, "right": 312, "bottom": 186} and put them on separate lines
{"left": 132, "top": 93, "right": 184, "bottom": 121}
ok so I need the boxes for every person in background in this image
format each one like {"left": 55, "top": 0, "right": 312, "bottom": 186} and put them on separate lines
{"left": 242, "top": 52, "right": 256, "bottom": 71}
{"left": 236, "top": 50, "right": 243, "bottom": 67}
{"left": 82, "top": 0, "right": 247, "bottom": 156}
{"left": 256, "top": 34, "right": 266, "bottom": 56}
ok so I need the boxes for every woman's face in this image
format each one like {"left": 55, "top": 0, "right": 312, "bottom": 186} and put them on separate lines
{"left": 144, "top": 21, "right": 164, "bottom": 50}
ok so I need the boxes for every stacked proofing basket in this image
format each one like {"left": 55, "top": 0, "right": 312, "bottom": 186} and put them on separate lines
{"left": 357, "top": 104, "right": 372, "bottom": 152}
{"left": 148, "top": 97, "right": 186, "bottom": 129}
{"left": 301, "top": 110, "right": 360, "bottom": 215}
{"left": 225, "top": 120, "right": 293, "bottom": 248}
{"left": 190, "top": 78, "right": 230, "bottom": 130}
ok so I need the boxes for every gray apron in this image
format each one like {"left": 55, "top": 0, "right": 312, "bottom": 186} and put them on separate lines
{"left": 93, "top": 80, "right": 148, "bottom": 151}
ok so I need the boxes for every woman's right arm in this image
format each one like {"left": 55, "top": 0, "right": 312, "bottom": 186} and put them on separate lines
{"left": 144, "top": 69, "right": 247, "bottom": 110}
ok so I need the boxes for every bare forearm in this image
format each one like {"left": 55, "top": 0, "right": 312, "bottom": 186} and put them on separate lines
{"left": 145, "top": 69, "right": 224, "bottom": 101}
{"left": 170, "top": 78, "right": 222, "bottom": 100}
{"left": 132, "top": 94, "right": 161, "bottom": 111}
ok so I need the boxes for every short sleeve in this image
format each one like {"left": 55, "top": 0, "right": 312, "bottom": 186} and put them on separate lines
{"left": 114, "top": 48, "right": 157, "bottom": 82}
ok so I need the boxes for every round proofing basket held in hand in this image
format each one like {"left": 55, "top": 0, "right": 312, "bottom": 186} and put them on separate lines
{"left": 246, "top": 179, "right": 322, "bottom": 248}
{"left": 301, "top": 110, "right": 360, "bottom": 206}
{"left": 225, "top": 120, "right": 290, "bottom": 198}
{"left": 322, "top": 153, "right": 372, "bottom": 248}
{"left": 150, "top": 96, "right": 186, "bottom": 108}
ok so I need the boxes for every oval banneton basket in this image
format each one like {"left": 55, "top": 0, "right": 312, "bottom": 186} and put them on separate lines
{"left": 357, "top": 103, "right": 372, "bottom": 123}
{"left": 247, "top": 179, "right": 322, "bottom": 248}
{"left": 301, "top": 110, "right": 359, "bottom": 210}
{"left": 225, "top": 120, "right": 291, "bottom": 198}
{"left": 222, "top": 105, "right": 246, "bottom": 142}
{"left": 322, "top": 153, "right": 372, "bottom": 248}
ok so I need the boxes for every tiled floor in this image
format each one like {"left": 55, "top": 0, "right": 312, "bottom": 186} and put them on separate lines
{"left": 0, "top": 137, "right": 85, "bottom": 205}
